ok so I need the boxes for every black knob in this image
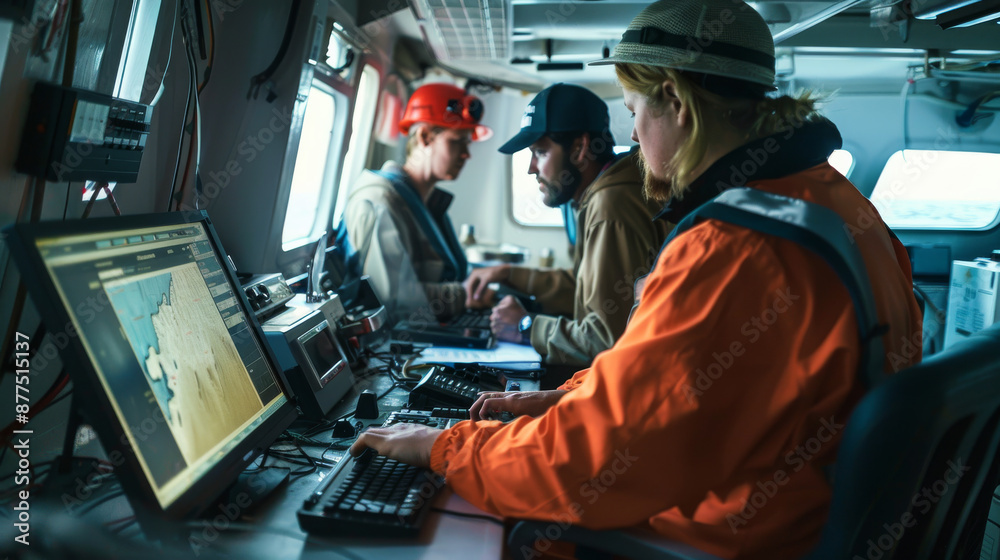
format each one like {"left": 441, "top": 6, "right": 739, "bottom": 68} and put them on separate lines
{"left": 354, "top": 390, "right": 379, "bottom": 420}
{"left": 331, "top": 420, "right": 355, "bottom": 438}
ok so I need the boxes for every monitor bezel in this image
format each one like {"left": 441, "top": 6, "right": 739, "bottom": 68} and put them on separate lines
{"left": 4, "top": 210, "right": 298, "bottom": 527}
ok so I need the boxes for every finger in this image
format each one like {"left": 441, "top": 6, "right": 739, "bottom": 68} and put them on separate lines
{"left": 476, "top": 397, "right": 508, "bottom": 421}
{"left": 350, "top": 432, "right": 379, "bottom": 456}
{"left": 470, "top": 392, "right": 502, "bottom": 420}
{"left": 473, "top": 280, "right": 489, "bottom": 301}
{"left": 469, "top": 395, "right": 488, "bottom": 420}
{"left": 462, "top": 281, "right": 474, "bottom": 305}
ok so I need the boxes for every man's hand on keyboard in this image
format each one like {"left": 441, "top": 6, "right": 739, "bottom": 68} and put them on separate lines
{"left": 463, "top": 266, "right": 508, "bottom": 308}
{"left": 490, "top": 296, "right": 527, "bottom": 342}
{"left": 469, "top": 390, "right": 568, "bottom": 422}
{"left": 350, "top": 424, "right": 444, "bottom": 469}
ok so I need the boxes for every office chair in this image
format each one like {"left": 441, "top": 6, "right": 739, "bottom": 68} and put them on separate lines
{"left": 508, "top": 321, "right": 1000, "bottom": 560}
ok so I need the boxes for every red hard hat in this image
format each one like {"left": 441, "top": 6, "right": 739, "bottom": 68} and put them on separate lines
{"left": 399, "top": 83, "right": 493, "bottom": 141}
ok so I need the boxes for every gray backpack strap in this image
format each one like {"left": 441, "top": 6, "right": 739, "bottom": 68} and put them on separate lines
{"left": 666, "top": 188, "right": 888, "bottom": 389}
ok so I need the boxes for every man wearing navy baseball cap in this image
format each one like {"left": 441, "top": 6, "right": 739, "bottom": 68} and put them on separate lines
{"left": 464, "top": 83, "right": 670, "bottom": 368}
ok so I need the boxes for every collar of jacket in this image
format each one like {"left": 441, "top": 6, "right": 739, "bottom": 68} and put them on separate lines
{"left": 654, "top": 118, "right": 843, "bottom": 224}
{"left": 578, "top": 147, "right": 643, "bottom": 209}
{"left": 379, "top": 161, "right": 455, "bottom": 219}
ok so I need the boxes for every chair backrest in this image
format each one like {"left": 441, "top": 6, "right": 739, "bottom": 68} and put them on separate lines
{"left": 812, "top": 320, "right": 1000, "bottom": 560}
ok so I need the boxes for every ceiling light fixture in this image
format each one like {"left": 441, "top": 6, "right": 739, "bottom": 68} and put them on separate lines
{"left": 936, "top": 0, "right": 1000, "bottom": 28}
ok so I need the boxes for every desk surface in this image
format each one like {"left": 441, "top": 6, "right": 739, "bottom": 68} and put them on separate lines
{"left": 52, "top": 343, "right": 542, "bottom": 559}
{"left": 208, "top": 357, "right": 513, "bottom": 560}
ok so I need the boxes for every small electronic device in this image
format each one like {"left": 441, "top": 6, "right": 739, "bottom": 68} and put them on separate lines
{"left": 407, "top": 365, "right": 504, "bottom": 409}
{"left": 328, "top": 276, "right": 389, "bottom": 363}
{"left": 944, "top": 256, "right": 1000, "bottom": 349}
{"left": 262, "top": 296, "right": 354, "bottom": 419}
{"left": 905, "top": 244, "right": 951, "bottom": 279}
{"left": 3, "top": 211, "right": 297, "bottom": 534}
{"left": 391, "top": 321, "right": 495, "bottom": 349}
{"left": 408, "top": 309, "right": 491, "bottom": 330}
{"left": 471, "top": 361, "right": 544, "bottom": 379}
{"left": 241, "top": 273, "right": 295, "bottom": 319}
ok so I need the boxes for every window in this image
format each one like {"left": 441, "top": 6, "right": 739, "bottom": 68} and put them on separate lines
{"left": 113, "top": 0, "right": 160, "bottom": 101}
{"left": 870, "top": 150, "right": 1000, "bottom": 229}
{"left": 332, "top": 65, "right": 380, "bottom": 228}
{"left": 281, "top": 83, "right": 340, "bottom": 250}
{"left": 828, "top": 149, "right": 854, "bottom": 178}
{"left": 510, "top": 149, "right": 563, "bottom": 227}
{"left": 510, "top": 146, "right": 638, "bottom": 227}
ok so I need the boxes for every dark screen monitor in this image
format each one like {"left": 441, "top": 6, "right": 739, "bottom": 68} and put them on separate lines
{"left": 4, "top": 211, "right": 297, "bottom": 529}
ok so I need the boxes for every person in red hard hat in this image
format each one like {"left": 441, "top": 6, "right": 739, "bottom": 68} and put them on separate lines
{"left": 340, "top": 83, "right": 492, "bottom": 320}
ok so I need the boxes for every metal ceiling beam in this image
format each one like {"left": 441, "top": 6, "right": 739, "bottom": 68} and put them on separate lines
{"left": 773, "top": 0, "right": 868, "bottom": 43}
{"left": 782, "top": 13, "right": 1000, "bottom": 51}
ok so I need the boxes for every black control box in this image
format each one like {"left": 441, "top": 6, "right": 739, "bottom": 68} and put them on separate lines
{"left": 16, "top": 82, "right": 153, "bottom": 183}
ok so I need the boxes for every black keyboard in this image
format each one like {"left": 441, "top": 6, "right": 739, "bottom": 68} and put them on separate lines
{"left": 443, "top": 310, "right": 491, "bottom": 330}
{"left": 297, "top": 410, "right": 463, "bottom": 538}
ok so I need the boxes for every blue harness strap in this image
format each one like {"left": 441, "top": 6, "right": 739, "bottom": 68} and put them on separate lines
{"left": 332, "top": 220, "right": 362, "bottom": 283}
{"left": 664, "top": 188, "right": 888, "bottom": 389}
{"left": 561, "top": 203, "right": 577, "bottom": 247}
{"left": 376, "top": 169, "right": 467, "bottom": 282}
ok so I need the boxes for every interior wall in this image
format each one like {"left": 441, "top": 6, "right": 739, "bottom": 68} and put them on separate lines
{"left": 0, "top": 0, "right": 187, "bottom": 473}
{"left": 193, "top": 0, "right": 322, "bottom": 275}
{"left": 0, "top": 0, "right": 332, "bottom": 477}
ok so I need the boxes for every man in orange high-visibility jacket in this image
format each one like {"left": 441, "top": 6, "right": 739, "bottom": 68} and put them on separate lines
{"left": 350, "top": 1, "right": 923, "bottom": 558}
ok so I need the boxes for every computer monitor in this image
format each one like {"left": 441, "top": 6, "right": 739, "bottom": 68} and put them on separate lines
{"left": 4, "top": 211, "right": 297, "bottom": 528}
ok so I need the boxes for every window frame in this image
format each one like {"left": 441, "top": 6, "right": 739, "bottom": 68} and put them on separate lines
{"left": 828, "top": 148, "right": 855, "bottom": 179}
{"left": 331, "top": 61, "right": 382, "bottom": 229}
{"left": 869, "top": 148, "right": 1000, "bottom": 232}
{"left": 279, "top": 78, "right": 348, "bottom": 252}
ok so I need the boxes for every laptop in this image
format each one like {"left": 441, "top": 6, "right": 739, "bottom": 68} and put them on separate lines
{"left": 391, "top": 320, "right": 495, "bottom": 349}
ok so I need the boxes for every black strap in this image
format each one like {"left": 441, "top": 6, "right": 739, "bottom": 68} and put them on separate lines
{"left": 375, "top": 169, "right": 468, "bottom": 282}
{"left": 664, "top": 188, "right": 888, "bottom": 389}
{"left": 620, "top": 26, "right": 775, "bottom": 73}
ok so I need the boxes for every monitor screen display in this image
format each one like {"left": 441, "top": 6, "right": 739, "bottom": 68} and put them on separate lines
{"left": 5, "top": 212, "right": 296, "bottom": 519}
{"left": 300, "top": 324, "right": 340, "bottom": 388}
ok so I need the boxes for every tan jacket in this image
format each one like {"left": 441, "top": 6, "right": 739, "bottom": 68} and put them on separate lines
{"left": 507, "top": 150, "right": 672, "bottom": 365}
{"left": 342, "top": 162, "right": 466, "bottom": 321}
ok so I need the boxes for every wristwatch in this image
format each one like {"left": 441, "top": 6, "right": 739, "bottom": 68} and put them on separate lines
{"left": 517, "top": 314, "right": 534, "bottom": 345}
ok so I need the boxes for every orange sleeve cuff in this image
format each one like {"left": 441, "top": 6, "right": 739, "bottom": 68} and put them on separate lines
{"left": 558, "top": 368, "right": 590, "bottom": 391}
{"left": 430, "top": 425, "right": 459, "bottom": 475}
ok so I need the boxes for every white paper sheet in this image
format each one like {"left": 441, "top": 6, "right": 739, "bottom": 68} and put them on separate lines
{"left": 411, "top": 342, "right": 541, "bottom": 365}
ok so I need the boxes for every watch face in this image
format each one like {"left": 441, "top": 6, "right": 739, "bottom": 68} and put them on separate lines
{"left": 518, "top": 314, "right": 532, "bottom": 332}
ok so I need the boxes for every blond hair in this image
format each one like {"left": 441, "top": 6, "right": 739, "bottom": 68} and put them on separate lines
{"left": 615, "top": 64, "right": 823, "bottom": 196}
{"left": 404, "top": 124, "right": 445, "bottom": 158}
